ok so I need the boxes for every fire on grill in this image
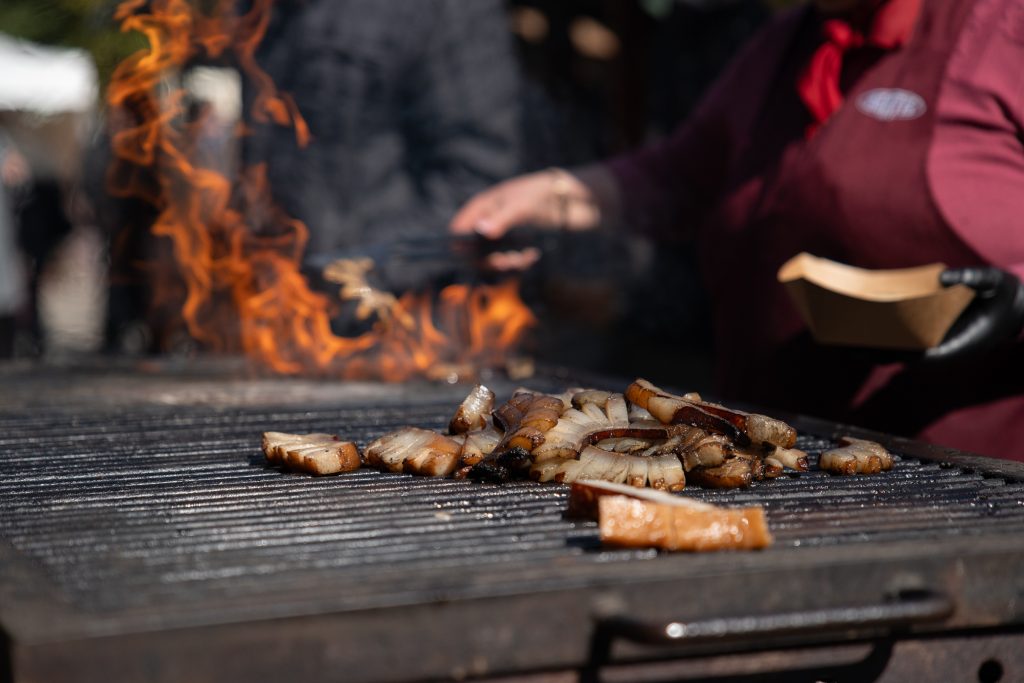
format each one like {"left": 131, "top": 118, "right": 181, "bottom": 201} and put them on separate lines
{"left": 104, "top": 0, "right": 536, "bottom": 382}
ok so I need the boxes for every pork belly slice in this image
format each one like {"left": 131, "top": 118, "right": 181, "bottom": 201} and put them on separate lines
{"left": 448, "top": 384, "right": 496, "bottom": 435}
{"left": 770, "top": 445, "right": 809, "bottom": 472}
{"left": 458, "top": 426, "right": 502, "bottom": 467}
{"left": 686, "top": 456, "right": 756, "bottom": 489}
{"left": 490, "top": 393, "right": 566, "bottom": 457}
{"left": 626, "top": 379, "right": 797, "bottom": 449}
{"left": 261, "top": 432, "right": 361, "bottom": 476}
{"left": 529, "top": 447, "right": 684, "bottom": 491}
{"left": 365, "top": 427, "right": 463, "bottom": 477}
{"left": 567, "top": 480, "right": 772, "bottom": 551}
{"left": 262, "top": 431, "right": 336, "bottom": 465}
{"left": 471, "top": 388, "right": 634, "bottom": 482}
{"left": 820, "top": 437, "right": 893, "bottom": 475}
{"left": 530, "top": 392, "right": 641, "bottom": 463}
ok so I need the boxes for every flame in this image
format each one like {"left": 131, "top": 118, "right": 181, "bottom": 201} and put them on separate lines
{"left": 106, "top": 0, "right": 535, "bottom": 380}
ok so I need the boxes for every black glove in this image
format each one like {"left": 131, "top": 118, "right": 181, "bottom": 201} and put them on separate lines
{"left": 924, "top": 266, "right": 1024, "bottom": 363}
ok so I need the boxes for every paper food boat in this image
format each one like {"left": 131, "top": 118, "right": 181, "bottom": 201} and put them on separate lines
{"left": 777, "top": 253, "right": 975, "bottom": 350}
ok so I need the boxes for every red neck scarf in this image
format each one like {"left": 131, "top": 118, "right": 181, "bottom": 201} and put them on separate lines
{"left": 797, "top": 0, "right": 923, "bottom": 136}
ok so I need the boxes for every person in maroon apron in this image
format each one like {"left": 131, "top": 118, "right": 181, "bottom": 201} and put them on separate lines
{"left": 450, "top": 0, "right": 1024, "bottom": 461}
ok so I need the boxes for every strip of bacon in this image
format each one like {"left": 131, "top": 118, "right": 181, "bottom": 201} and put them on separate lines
{"left": 261, "top": 431, "right": 361, "bottom": 476}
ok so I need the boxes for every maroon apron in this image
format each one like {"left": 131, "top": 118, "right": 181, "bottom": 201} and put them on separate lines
{"left": 698, "top": 0, "right": 1024, "bottom": 459}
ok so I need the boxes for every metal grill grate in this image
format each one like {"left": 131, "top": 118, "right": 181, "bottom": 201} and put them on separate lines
{"left": 2, "top": 396, "right": 1023, "bottom": 631}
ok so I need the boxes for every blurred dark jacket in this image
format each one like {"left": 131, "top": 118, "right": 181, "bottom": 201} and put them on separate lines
{"left": 246, "top": 0, "right": 523, "bottom": 258}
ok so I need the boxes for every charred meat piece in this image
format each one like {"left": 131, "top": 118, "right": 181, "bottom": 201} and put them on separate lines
{"left": 491, "top": 389, "right": 539, "bottom": 432}
{"left": 566, "top": 480, "right": 772, "bottom": 551}
{"left": 770, "top": 445, "right": 809, "bottom": 471}
{"left": 763, "top": 457, "right": 785, "bottom": 478}
{"left": 473, "top": 388, "right": 638, "bottom": 481}
{"left": 532, "top": 393, "right": 633, "bottom": 463}
{"left": 530, "top": 408, "right": 603, "bottom": 462}
{"left": 686, "top": 457, "right": 756, "bottom": 489}
{"left": 458, "top": 426, "right": 502, "bottom": 467}
{"left": 820, "top": 437, "right": 893, "bottom": 475}
{"left": 471, "top": 392, "right": 566, "bottom": 482}
{"left": 365, "top": 427, "right": 464, "bottom": 477}
{"left": 448, "top": 385, "right": 495, "bottom": 435}
{"left": 625, "top": 379, "right": 797, "bottom": 449}
{"left": 261, "top": 432, "right": 361, "bottom": 476}
{"left": 498, "top": 393, "right": 565, "bottom": 451}
{"left": 667, "top": 426, "right": 732, "bottom": 471}
{"left": 626, "top": 379, "right": 745, "bottom": 443}
{"left": 595, "top": 424, "right": 729, "bottom": 471}
{"left": 697, "top": 400, "right": 797, "bottom": 449}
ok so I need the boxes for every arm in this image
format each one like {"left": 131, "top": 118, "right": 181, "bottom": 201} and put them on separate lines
{"left": 451, "top": 9, "right": 805, "bottom": 242}
{"left": 449, "top": 163, "right": 619, "bottom": 237}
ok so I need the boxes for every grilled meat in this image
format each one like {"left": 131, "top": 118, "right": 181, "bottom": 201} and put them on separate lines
{"left": 686, "top": 457, "right": 756, "bottom": 489}
{"left": 365, "top": 427, "right": 464, "bottom": 477}
{"left": 449, "top": 384, "right": 495, "bottom": 434}
{"left": 770, "top": 445, "right": 809, "bottom": 471}
{"left": 566, "top": 480, "right": 772, "bottom": 551}
{"left": 261, "top": 432, "right": 361, "bottom": 476}
{"left": 820, "top": 437, "right": 893, "bottom": 475}
{"left": 626, "top": 379, "right": 797, "bottom": 448}
{"left": 458, "top": 426, "right": 503, "bottom": 467}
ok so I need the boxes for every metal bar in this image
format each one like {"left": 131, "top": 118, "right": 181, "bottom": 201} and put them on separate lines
{"left": 593, "top": 589, "right": 954, "bottom": 648}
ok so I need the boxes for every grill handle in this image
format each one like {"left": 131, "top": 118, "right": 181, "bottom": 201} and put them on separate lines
{"left": 590, "top": 588, "right": 953, "bottom": 652}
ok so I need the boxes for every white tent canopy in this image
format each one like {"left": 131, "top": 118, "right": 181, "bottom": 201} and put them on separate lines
{"left": 0, "top": 32, "right": 98, "bottom": 114}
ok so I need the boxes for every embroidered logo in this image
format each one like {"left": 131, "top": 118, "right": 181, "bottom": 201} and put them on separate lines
{"left": 855, "top": 88, "right": 927, "bottom": 122}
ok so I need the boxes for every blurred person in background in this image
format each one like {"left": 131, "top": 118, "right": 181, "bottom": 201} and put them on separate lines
{"left": 491, "top": 0, "right": 769, "bottom": 379}
{"left": 245, "top": 0, "right": 523, "bottom": 293}
{"left": 0, "top": 129, "right": 28, "bottom": 357}
{"left": 12, "top": 160, "right": 74, "bottom": 355}
{"left": 451, "top": 0, "right": 1024, "bottom": 460}
{"left": 101, "top": 0, "right": 523, "bottom": 350}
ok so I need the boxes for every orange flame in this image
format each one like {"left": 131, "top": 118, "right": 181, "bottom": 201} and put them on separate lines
{"left": 106, "top": 0, "right": 534, "bottom": 380}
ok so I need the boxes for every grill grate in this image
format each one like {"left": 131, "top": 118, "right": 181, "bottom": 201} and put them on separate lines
{"left": 2, "top": 395, "right": 1023, "bottom": 632}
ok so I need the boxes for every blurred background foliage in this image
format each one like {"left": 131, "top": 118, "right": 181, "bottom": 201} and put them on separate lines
{"left": 0, "top": 0, "right": 144, "bottom": 88}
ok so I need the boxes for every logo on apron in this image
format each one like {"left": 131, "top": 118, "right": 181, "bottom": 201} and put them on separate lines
{"left": 855, "top": 89, "right": 927, "bottom": 122}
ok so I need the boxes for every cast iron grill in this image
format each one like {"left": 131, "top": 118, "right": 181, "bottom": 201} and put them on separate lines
{"left": 1, "top": 373, "right": 1023, "bottom": 682}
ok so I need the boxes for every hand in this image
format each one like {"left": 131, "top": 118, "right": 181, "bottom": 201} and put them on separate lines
{"left": 450, "top": 167, "right": 602, "bottom": 239}
{"left": 924, "top": 266, "right": 1024, "bottom": 362}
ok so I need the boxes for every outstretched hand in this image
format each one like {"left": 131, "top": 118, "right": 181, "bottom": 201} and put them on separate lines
{"left": 451, "top": 171, "right": 561, "bottom": 238}
{"left": 449, "top": 167, "right": 609, "bottom": 271}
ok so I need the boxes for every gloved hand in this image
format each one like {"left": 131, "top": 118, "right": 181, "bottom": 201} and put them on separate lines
{"left": 924, "top": 266, "right": 1024, "bottom": 362}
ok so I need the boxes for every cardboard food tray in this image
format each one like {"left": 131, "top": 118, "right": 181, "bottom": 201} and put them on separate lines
{"left": 777, "top": 252, "right": 975, "bottom": 350}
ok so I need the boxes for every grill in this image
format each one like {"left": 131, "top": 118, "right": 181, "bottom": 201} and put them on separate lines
{"left": 1, "top": 363, "right": 1023, "bottom": 683}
